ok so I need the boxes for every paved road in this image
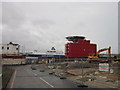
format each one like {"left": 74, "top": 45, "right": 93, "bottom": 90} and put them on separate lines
{"left": 9, "top": 65, "right": 79, "bottom": 88}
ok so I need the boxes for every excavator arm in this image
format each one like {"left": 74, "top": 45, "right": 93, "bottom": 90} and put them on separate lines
{"left": 88, "top": 46, "right": 111, "bottom": 59}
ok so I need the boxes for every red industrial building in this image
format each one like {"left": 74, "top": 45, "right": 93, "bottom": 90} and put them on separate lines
{"left": 65, "top": 36, "right": 97, "bottom": 57}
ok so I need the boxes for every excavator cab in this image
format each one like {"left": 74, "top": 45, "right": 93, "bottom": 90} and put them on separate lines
{"left": 88, "top": 53, "right": 98, "bottom": 59}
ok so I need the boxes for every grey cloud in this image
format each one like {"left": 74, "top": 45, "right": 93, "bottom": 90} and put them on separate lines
{"left": 32, "top": 19, "right": 55, "bottom": 29}
{"left": 2, "top": 2, "right": 118, "bottom": 54}
{"left": 2, "top": 3, "right": 26, "bottom": 29}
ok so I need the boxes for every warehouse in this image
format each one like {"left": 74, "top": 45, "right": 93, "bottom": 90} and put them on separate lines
{"left": 24, "top": 47, "right": 65, "bottom": 64}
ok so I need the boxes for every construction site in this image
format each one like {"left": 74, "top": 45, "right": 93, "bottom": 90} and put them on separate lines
{"left": 1, "top": 36, "right": 120, "bottom": 89}
{"left": 31, "top": 60, "right": 119, "bottom": 88}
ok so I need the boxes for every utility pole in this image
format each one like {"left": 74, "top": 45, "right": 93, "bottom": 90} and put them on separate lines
{"left": 81, "top": 58, "right": 84, "bottom": 85}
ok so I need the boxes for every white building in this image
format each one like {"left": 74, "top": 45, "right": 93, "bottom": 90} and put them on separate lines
{"left": 1, "top": 42, "right": 20, "bottom": 55}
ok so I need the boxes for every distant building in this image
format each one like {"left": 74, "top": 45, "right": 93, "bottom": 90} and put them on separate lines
{"left": 47, "top": 47, "right": 56, "bottom": 55}
{"left": 65, "top": 36, "right": 97, "bottom": 57}
{"left": 1, "top": 42, "right": 20, "bottom": 56}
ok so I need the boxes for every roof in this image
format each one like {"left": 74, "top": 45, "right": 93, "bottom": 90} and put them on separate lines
{"left": 66, "top": 36, "right": 85, "bottom": 41}
{"left": 7, "top": 42, "right": 19, "bottom": 46}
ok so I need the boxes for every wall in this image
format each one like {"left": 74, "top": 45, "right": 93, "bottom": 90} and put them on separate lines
{"left": 3, "top": 58, "right": 26, "bottom": 65}
{"left": 1, "top": 44, "right": 20, "bottom": 55}
{"left": 65, "top": 39, "right": 97, "bottom": 57}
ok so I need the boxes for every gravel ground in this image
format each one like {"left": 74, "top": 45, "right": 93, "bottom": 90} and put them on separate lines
{"left": 32, "top": 61, "right": 119, "bottom": 88}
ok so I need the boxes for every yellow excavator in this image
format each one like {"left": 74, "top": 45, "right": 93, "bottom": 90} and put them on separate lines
{"left": 88, "top": 46, "right": 111, "bottom": 59}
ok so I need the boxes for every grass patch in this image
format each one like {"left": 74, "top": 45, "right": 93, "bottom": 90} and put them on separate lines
{"left": 2, "top": 66, "right": 14, "bottom": 89}
{"left": 0, "top": 69, "right": 2, "bottom": 74}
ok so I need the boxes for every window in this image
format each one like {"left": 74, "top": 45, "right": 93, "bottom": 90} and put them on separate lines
{"left": 7, "top": 47, "right": 9, "bottom": 50}
{"left": 2, "top": 46, "right": 4, "bottom": 49}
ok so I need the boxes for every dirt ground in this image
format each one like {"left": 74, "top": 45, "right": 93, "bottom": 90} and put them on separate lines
{"left": 33, "top": 61, "right": 120, "bottom": 88}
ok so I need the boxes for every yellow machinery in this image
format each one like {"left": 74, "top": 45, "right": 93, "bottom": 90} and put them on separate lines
{"left": 116, "top": 56, "right": 120, "bottom": 59}
{"left": 88, "top": 46, "right": 111, "bottom": 59}
{"left": 114, "top": 55, "right": 120, "bottom": 60}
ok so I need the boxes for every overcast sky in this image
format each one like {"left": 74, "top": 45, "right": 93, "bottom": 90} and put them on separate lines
{"left": 2, "top": 2, "right": 118, "bottom": 54}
